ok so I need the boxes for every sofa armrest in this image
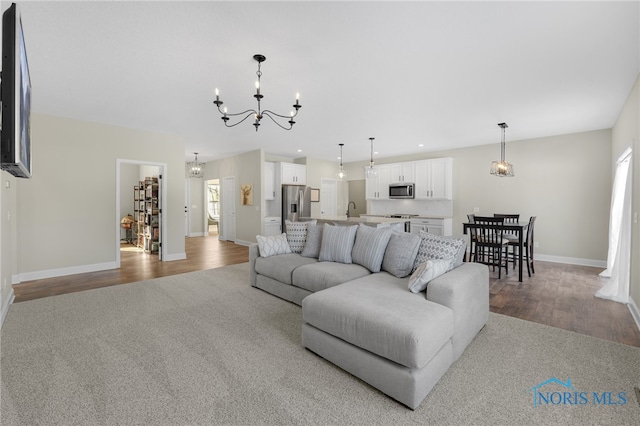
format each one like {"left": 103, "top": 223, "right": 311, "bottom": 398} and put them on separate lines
{"left": 249, "top": 243, "right": 259, "bottom": 287}
{"left": 426, "top": 262, "right": 489, "bottom": 361}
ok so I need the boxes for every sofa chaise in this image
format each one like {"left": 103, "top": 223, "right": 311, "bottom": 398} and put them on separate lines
{"left": 249, "top": 221, "right": 489, "bottom": 409}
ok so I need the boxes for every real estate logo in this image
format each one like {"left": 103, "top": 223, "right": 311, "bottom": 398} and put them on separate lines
{"left": 529, "top": 378, "right": 627, "bottom": 408}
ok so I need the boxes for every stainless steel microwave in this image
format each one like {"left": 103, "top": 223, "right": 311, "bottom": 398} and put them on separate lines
{"left": 389, "top": 183, "right": 415, "bottom": 199}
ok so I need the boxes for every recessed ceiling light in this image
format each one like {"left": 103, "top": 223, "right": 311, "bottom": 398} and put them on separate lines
{"left": 417, "top": 144, "right": 424, "bottom": 147}
{"left": 374, "top": 151, "right": 379, "bottom": 155}
{"left": 297, "top": 149, "right": 302, "bottom": 152}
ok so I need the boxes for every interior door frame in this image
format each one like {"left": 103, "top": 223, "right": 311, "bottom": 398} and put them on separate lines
{"left": 115, "top": 159, "right": 168, "bottom": 267}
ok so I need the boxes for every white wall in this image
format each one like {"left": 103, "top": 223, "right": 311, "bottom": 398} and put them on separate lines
{"left": 611, "top": 73, "right": 640, "bottom": 316}
{"left": 14, "top": 113, "right": 186, "bottom": 280}
{"left": 344, "top": 128, "right": 612, "bottom": 264}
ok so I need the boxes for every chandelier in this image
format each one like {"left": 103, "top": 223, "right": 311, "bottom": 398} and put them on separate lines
{"left": 188, "top": 152, "right": 204, "bottom": 178}
{"left": 365, "top": 137, "right": 378, "bottom": 179}
{"left": 490, "top": 123, "right": 514, "bottom": 177}
{"left": 337, "top": 143, "right": 347, "bottom": 181}
{"left": 213, "top": 54, "right": 301, "bottom": 131}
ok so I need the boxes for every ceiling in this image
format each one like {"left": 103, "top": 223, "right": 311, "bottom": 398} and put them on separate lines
{"left": 18, "top": 1, "right": 640, "bottom": 163}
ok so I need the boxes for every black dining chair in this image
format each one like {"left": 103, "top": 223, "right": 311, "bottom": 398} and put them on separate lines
{"left": 470, "top": 216, "right": 509, "bottom": 278}
{"left": 494, "top": 214, "right": 520, "bottom": 267}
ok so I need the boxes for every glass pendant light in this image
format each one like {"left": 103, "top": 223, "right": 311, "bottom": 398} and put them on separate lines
{"left": 337, "top": 143, "right": 347, "bottom": 181}
{"left": 365, "top": 137, "right": 378, "bottom": 179}
{"left": 490, "top": 123, "right": 514, "bottom": 177}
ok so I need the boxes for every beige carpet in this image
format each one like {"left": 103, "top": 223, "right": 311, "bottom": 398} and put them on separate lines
{"left": 1, "top": 263, "right": 639, "bottom": 425}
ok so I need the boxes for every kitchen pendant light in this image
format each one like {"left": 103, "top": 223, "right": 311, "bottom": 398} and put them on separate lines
{"left": 490, "top": 123, "right": 514, "bottom": 177}
{"left": 337, "top": 143, "right": 347, "bottom": 181}
{"left": 365, "top": 137, "right": 378, "bottom": 179}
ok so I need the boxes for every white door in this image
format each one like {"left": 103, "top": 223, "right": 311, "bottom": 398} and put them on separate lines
{"left": 184, "top": 179, "right": 190, "bottom": 237}
{"left": 221, "top": 176, "right": 236, "bottom": 241}
{"left": 320, "top": 178, "right": 338, "bottom": 218}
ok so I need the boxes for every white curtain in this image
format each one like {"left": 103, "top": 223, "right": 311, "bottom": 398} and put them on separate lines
{"left": 597, "top": 147, "right": 632, "bottom": 303}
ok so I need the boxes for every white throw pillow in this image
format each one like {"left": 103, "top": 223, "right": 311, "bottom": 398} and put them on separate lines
{"left": 408, "top": 258, "right": 452, "bottom": 293}
{"left": 256, "top": 233, "right": 292, "bottom": 257}
{"left": 285, "top": 220, "right": 317, "bottom": 254}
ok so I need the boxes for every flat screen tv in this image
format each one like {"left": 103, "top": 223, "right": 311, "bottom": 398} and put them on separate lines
{"left": 1, "top": 3, "right": 31, "bottom": 178}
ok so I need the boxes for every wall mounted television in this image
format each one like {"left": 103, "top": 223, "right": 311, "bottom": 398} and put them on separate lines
{"left": 1, "top": 3, "right": 31, "bottom": 178}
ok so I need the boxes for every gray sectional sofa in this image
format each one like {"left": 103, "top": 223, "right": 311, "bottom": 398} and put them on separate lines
{"left": 249, "top": 222, "right": 489, "bottom": 409}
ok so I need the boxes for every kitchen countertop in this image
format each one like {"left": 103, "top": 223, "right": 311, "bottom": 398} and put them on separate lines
{"left": 312, "top": 216, "right": 409, "bottom": 225}
{"left": 359, "top": 214, "right": 452, "bottom": 220}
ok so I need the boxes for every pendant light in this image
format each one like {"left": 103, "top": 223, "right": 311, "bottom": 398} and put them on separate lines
{"left": 490, "top": 123, "right": 514, "bottom": 177}
{"left": 337, "top": 143, "right": 347, "bottom": 181}
{"left": 365, "top": 137, "right": 378, "bottom": 179}
{"left": 188, "top": 152, "right": 204, "bottom": 178}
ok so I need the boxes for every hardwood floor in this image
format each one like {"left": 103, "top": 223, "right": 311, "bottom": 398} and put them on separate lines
{"left": 12, "top": 232, "right": 640, "bottom": 348}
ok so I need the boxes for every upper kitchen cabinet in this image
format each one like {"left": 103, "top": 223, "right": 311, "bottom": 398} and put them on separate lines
{"left": 365, "top": 164, "right": 391, "bottom": 200}
{"left": 389, "top": 162, "right": 415, "bottom": 183}
{"left": 414, "top": 158, "right": 453, "bottom": 200}
{"left": 280, "top": 162, "right": 306, "bottom": 185}
{"left": 264, "top": 162, "right": 276, "bottom": 200}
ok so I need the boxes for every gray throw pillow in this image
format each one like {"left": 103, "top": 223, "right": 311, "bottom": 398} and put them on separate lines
{"left": 285, "top": 219, "right": 317, "bottom": 254}
{"left": 382, "top": 232, "right": 421, "bottom": 278}
{"left": 413, "top": 231, "right": 465, "bottom": 273}
{"left": 319, "top": 224, "right": 358, "bottom": 264}
{"left": 301, "top": 224, "right": 323, "bottom": 258}
{"left": 351, "top": 224, "right": 393, "bottom": 273}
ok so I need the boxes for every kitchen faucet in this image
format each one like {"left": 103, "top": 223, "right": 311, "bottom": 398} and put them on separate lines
{"left": 346, "top": 201, "right": 357, "bottom": 218}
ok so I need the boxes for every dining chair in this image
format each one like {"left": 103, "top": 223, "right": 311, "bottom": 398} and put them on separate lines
{"left": 466, "top": 214, "right": 476, "bottom": 261}
{"left": 522, "top": 216, "right": 536, "bottom": 277}
{"left": 494, "top": 214, "right": 520, "bottom": 267}
{"left": 470, "top": 216, "right": 509, "bottom": 278}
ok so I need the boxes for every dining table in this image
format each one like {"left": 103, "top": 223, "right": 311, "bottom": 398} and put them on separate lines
{"left": 462, "top": 221, "right": 530, "bottom": 282}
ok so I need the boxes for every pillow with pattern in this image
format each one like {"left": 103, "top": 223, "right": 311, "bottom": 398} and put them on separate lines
{"left": 408, "top": 258, "right": 452, "bottom": 293}
{"left": 256, "top": 233, "right": 292, "bottom": 257}
{"left": 413, "top": 231, "right": 465, "bottom": 273}
{"left": 285, "top": 220, "right": 317, "bottom": 253}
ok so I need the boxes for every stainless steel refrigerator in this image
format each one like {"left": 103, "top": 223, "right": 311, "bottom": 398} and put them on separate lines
{"left": 281, "top": 185, "right": 311, "bottom": 231}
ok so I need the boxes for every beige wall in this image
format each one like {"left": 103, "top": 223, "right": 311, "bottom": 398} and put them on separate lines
{"left": 344, "top": 129, "right": 612, "bottom": 264}
{"left": 305, "top": 157, "right": 348, "bottom": 218}
{"left": 15, "top": 113, "right": 186, "bottom": 279}
{"left": 204, "top": 149, "right": 263, "bottom": 244}
{"left": 611, "top": 73, "right": 640, "bottom": 312}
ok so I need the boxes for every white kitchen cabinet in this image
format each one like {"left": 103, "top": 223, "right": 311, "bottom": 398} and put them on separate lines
{"left": 280, "top": 162, "right": 306, "bottom": 185}
{"left": 264, "top": 162, "right": 276, "bottom": 200}
{"left": 389, "top": 162, "right": 415, "bottom": 183}
{"left": 264, "top": 217, "right": 282, "bottom": 236}
{"left": 365, "top": 164, "right": 391, "bottom": 200}
{"left": 409, "top": 218, "right": 453, "bottom": 236}
{"left": 414, "top": 158, "right": 453, "bottom": 200}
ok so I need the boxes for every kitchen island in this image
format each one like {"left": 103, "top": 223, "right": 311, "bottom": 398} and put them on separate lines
{"left": 310, "top": 216, "right": 408, "bottom": 232}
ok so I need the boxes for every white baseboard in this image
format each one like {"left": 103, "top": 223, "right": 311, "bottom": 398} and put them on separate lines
{"left": 1, "top": 287, "right": 15, "bottom": 329}
{"left": 628, "top": 297, "right": 640, "bottom": 333}
{"left": 163, "top": 252, "right": 187, "bottom": 261}
{"left": 18, "top": 261, "right": 118, "bottom": 283}
{"left": 535, "top": 254, "right": 606, "bottom": 268}
{"left": 234, "top": 239, "right": 253, "bottom": 247}
{"left": 188, "top": 232, "right": 206, "bottom": 237}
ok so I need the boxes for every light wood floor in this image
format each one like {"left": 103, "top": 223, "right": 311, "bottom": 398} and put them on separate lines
{"left": 12, "top": 231, "right": 640, "bottom": 348}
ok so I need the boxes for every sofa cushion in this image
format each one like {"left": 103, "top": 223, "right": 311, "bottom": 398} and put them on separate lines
{"left": 351, "top": 224, "right": 393, "bottom": 273}
{"left": 319, "top": 224, "right": 358, "bottom": 264}
{"left": 302, "top": 272, "right": 454, "bottom": 369}
{"left": 413, "top": 231, "right": 465, "bottom": 272}
{"left": 408, "top": 258, "right": 452, "bottom": 293}
{"left": 285, "top": 220, "right": 317, "bottom": 254}
{"left": 382, "top": 232, "right": 421, "bottom": 278}
{"left": 301, "top": 224, "right": 324, "bottom": 258}
{"left": 254, "top": 253, "right": 318, "bottom": 285}
{"left": 256, "top": 233, "right": 292, "bottom": 257}
{"left": 293, "top": 262, "right": 371, "bottom": 293}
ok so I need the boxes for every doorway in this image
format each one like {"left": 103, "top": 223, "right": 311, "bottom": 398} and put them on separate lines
{"left": 206, "top": 179, "right": 220, "bottom": 236}
{"left": 115, "top": 160, "right": 168, "bottom": 268}
{"left": 220, "top": 176, "right": 236, "bottom": 242}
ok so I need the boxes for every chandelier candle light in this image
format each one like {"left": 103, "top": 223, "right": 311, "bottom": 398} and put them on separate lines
{"left": 337, "top": 143, "right": 347, "bottom": 181}
{"left": 213, "top": 54, "right": 301, "bottom": 131}
{"left": 365, "top": 137, "right": 378, "bottom": 179}
{"left": 490, "top": 122, "right": 514, "bottom": 177}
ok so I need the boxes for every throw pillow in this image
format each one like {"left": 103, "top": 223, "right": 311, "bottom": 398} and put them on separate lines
{"left": 382, "top": 232, "right": 422, "bottom": 278}
{"left": 301, "top": 224, "right": 323, "bottom": 258}
{"left": 408, "top": 259, "right": 453, "bottom": 293}
{"left": 256, "top": 233, "right": 292, "bottom": 257}
{"left": 318, "top": 224, "right": 358, "bottom": 264}
{"left": 285, "top": 220, "right": 317, "bottom": 253}
{"left": 413, "top": 231, "right": 465, "bottom": 273}
{"left": 351, "top": 224, "right": 393, "bottom": 273}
